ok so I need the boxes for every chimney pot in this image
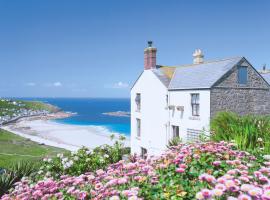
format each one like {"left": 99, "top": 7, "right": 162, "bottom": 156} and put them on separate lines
{"left": 148, "top": 41, "right": 153, "bottom": 47}
{"left": 193, "top": 49, "right": 204, "bottom": 64}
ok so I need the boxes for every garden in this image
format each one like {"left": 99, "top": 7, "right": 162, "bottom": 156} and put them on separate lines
{"left": 1, "top": 112, "right": 270, "bottom": 200}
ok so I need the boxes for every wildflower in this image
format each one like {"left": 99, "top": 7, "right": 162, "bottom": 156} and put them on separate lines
{"left": 195, "top": 192, "right": 204, "bottom": 200}
{"left": 78, "top": 191, "right": 87, "bottom": 199}
{"left": 262, "top": 189, "right": 270, "bottom": 200}
{"left": 238, "top": 194, "right": 252, "bottom": 200}
{"left": 212, "top": 189, "right": 223, "bottom": 197}
{"left": 94, "top": 183, "right": 103, "bottom": 190}
{"left": 264, "top": 155, "right": 270, "bottom": 160}
{"left": 110, "top": 196, "right": 120, "bottom": 200}
{"left": 224, "top": 180, "right": 235, "bottom": 189}
{"left": 176, "top": 168, "right": 185, "bottom": 173}
{"left": 201, "top": 189, "right": 212, "bottom": 199}
{"left": 213, "top": 161, "right": 221, "bottom": 166}
{"left": 248, "top": 187, "right": 262, "bottom": 197}
{"left": 215, "top": 183, "right": 226, "bottom": 191}
{"left": 241, "top": 184, "right": 254, "bottom": 192}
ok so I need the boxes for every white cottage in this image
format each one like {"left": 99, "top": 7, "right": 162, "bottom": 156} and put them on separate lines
{"left": 131, "top": 41, "right": 270, "bottom": 156}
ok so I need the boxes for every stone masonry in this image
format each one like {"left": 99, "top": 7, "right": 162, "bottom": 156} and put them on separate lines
{"left": 210, "top": 58, "right": 270, "bottom": 118}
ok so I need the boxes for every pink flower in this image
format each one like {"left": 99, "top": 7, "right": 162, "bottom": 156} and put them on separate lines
{"left": 201, "top": 189, "right": 212, "bottom": 199}
{"left": 238, "top": 194, "right": 252, "bottom": 200}
{"left": 94, "top": 182, "right": 103, "bottom": 190}
{"left": 241, "top": 184, "right": 254, "bottom": 192}
{"left": 117, "top": 177, "right": 128, "bottom": 185}
{"left": 176, "top": 168, "right": 185, "bottom": 173}
{"left": 215, "top": 183, "right": 226, "bottom": 191}
{"left": 213, "top": 161, "right": 221, "bottom": 166}
{"left": 248, "top": 187, "right": 263, "bottom": 197}
{"left": 262, "top": 189, "right": 270, "bottom": 200}
{"left": 212, "top": 188, "right": 223, "bottom": 197}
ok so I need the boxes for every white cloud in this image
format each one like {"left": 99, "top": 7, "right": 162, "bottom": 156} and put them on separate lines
{"left": 106, "top": 81, "right": 129, "bottom": 89}
{"left": 25, "top": 82, "right": 36, "bottom": 87}
{"left": 43, "top": 82, "right": 63, "bottom": 87}
{"left": 53, "top": 82, "right": 62, "bottom": 87}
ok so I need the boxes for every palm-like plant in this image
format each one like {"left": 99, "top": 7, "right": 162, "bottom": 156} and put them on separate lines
{"left": 0, "top": 161, "right": 40, "bottom": 197}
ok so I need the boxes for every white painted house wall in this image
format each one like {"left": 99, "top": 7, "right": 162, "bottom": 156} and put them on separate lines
{"left": 131, "top": 70, "right": 211, "bottom": 156}
{"left": 168, "top": 90, "right": 211, "bottom": 142}
{"left": 131, "top": 70, "right": 169, "bottom": 155}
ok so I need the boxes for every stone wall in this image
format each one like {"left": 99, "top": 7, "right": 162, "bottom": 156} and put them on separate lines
{"left": 210, "top": 59, "right": 270, "bottom": 118}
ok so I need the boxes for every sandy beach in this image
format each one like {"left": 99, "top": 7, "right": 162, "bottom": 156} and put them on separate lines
{"left": 1, "top": 114, "right": 130, "bottom": 151}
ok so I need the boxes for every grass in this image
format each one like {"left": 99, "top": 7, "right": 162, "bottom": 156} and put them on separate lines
{"left": 0, "top": 128, "right": 67, "bottom": 169}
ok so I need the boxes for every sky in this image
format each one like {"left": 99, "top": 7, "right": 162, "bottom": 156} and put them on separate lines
{"left": 0, "top": 0, "right": 269, "bottom": 98}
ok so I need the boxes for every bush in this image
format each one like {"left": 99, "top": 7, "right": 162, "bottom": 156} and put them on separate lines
{"left": 0, "top": 161, "right": 39, "bottom": 197}
{"left": 36, "top": 135, "right": 130, "bottom": 179}
{"left": 3, "top": 141, "right": 268, "bottom": 200}
{"left": 211, "top": 112, "right": 270, "bottom": 153}
{"left": 167, "top": 136, "right": 182, "bottom": 148}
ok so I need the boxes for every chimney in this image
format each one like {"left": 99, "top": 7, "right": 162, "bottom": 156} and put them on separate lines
{"left": 144, "top": 41, "right": 157, "bottom": 70}
{"left": 193, "top": 49, "right": 204, "bottom": 64}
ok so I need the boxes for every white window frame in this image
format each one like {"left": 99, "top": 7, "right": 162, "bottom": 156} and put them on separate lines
{"left": 135, "top": 93, "right": 141, "bottom": 112}
{"left": 136, "top": 118, "right": 141, "bottom": 138}
{"left": 191, "top": 93, "right": 200, "bottom": 116}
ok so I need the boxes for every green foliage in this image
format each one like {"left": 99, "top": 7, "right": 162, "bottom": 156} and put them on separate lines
{"left": 37, "top": 135, "right": 130, "bottom": 179}
{"left": 167, "top": 137, "right": 182, "bottom": 148}
{"left": 0, "top": 161, "right": 39, "bottom": 196}
{"left": 211, "top": 111, "right": 270, "bottom": 153}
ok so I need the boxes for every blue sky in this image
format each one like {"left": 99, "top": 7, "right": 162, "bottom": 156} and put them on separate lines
{"left": 0, "top": 0, "right": 269, "bottom": 98}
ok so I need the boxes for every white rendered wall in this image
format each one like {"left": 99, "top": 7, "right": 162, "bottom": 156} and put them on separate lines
{"left": 131, "top": 70, "right": 169, "bottom": 155}
{"left": 168, "top": 90, "right": 211, "bottom": 142}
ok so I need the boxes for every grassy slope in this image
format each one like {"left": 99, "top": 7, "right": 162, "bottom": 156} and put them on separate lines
{"left": 0, "top": 99, "right": 58, "bottom": 116}
{"left": 0, "top": 129, "right": 67, "bottom": 169}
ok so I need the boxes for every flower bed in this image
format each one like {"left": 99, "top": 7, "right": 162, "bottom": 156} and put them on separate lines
{"left": 2, "top": 141, "right": 270, "bottom": 200}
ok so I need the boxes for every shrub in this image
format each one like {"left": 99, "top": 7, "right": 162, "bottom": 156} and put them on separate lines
{"left": 167, "top": 136, "right": 182, "bottom": 148}
{"left": 0, "top": 161, "right": 39, "bottom": 197}
{"left": 36, "top": 135, "right": 130, "bottom": 179}
{"left": 2, "top": 141, "right": 268, "bottom": 200}
{"left": 211, "top": 112, "right": 270, "bottom": 153}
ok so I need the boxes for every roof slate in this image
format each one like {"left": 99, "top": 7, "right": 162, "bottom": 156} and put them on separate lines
{"left": 152, "top": 57, "right": 243, "bottom": 90}
{"left": 261, "top": 73, "right": 270, "bottom": 85}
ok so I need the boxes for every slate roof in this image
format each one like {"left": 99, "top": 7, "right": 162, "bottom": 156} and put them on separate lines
{"left": 152, "top": 57, "right": 243, "bottom": 90}
{"left": 261, "top": 73, "right": 270, "bottom": 85}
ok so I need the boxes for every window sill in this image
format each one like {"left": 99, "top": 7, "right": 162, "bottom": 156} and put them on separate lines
{"left": 189, "top": 116, "right": 200, "bottom": 120}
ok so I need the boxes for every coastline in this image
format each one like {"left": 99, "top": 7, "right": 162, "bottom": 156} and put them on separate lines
{"left": 1, "top": 112, "right": 130, "bottom": 152}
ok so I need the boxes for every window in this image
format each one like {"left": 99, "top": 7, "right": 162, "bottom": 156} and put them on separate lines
{"left": 141, "top": 147, "right": 147, "bottom": 158}
{"left": 136, "top": 118, "right": 141, "bottom": 137}
{"left": 172, "top": 125, "right": 180, "bottom": 138}
{"left": 238, "top": 66, "right": 248, "bottom": 85}
{"left": 191, "top": 94, "right": 200, "bottom": 116}
{"left": 135, "top": 93, "right": 141, "bottom": 111}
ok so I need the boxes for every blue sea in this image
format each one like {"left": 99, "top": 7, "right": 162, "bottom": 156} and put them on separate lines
{"left": 17, "top": 98, "right": 131, "bottom": 136}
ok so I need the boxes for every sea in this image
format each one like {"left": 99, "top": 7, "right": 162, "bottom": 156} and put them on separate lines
{"left": 17, "top": 98, "right": 130, "bottom": 136}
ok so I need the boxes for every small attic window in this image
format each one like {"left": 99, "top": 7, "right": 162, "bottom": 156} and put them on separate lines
{"left": 238, "top": 66, "right": 248, "bottom": 85}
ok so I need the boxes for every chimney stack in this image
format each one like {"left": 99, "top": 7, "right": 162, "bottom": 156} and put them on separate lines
{"left": 144, "top": 41, "right": 157, "bottom": 70}
{"left": 193, "top": 49, "right": 204, "bottom": 64}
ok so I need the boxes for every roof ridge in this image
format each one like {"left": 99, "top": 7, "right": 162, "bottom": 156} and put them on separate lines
{"left": 159, "top": 56, "right": 243, "bottom": 69}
